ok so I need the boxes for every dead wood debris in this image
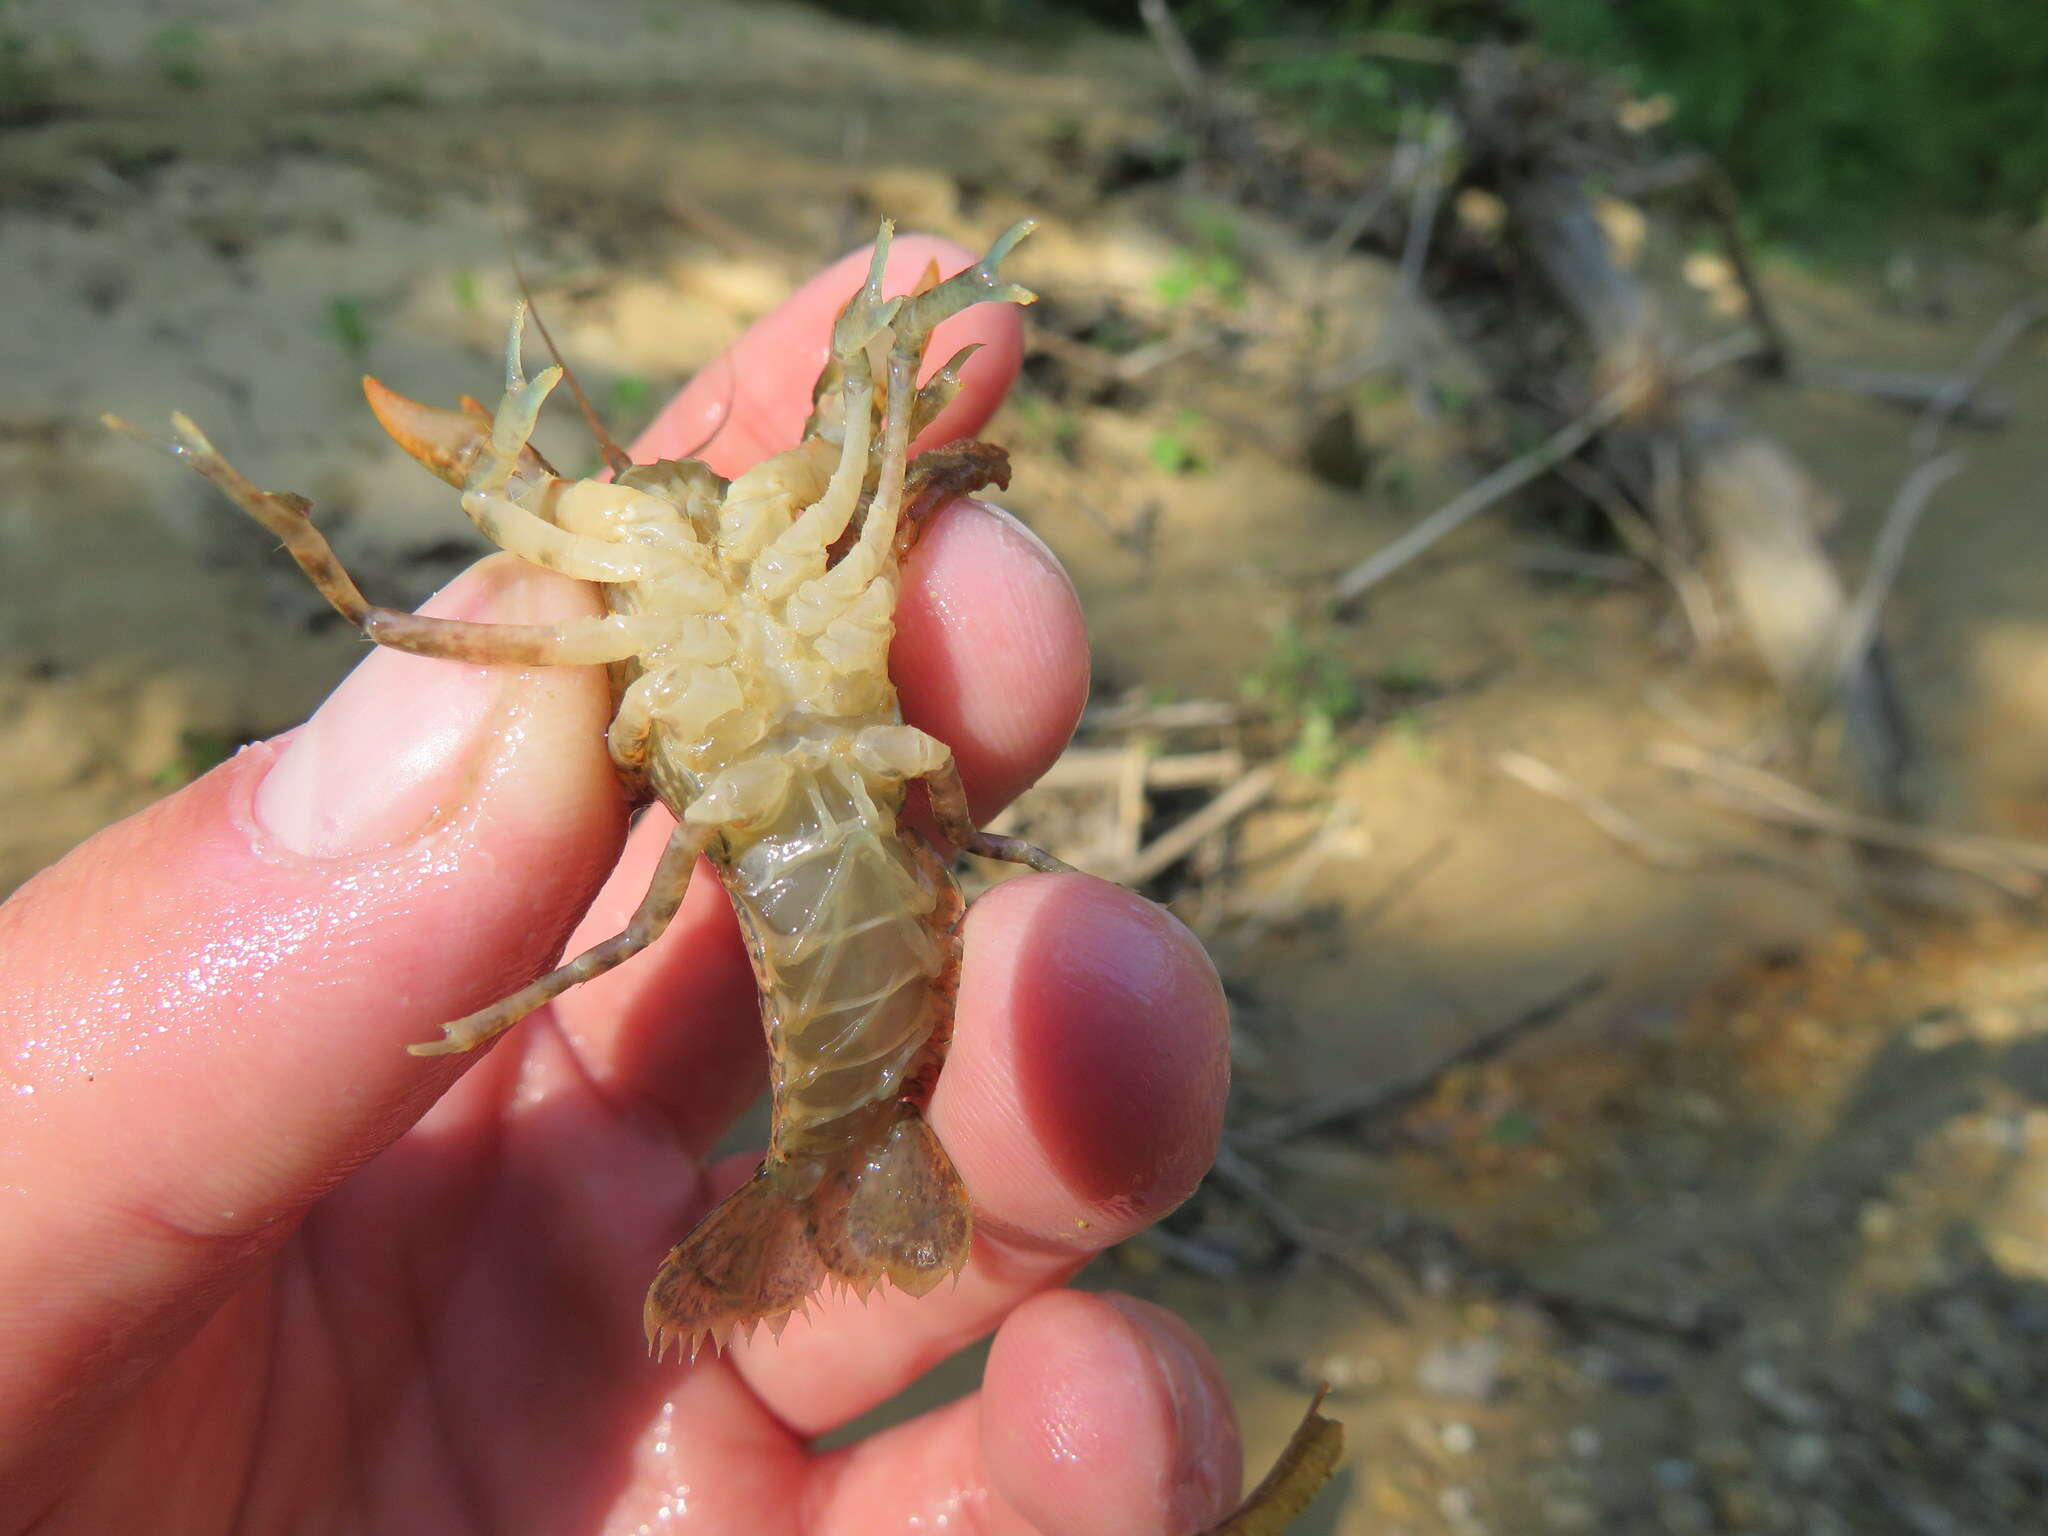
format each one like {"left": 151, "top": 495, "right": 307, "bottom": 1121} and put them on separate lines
{"left": 1613, "top": 152, "right": 1792, "bottom": 377}
{"left": 1812, "top": 364, "right": 2011, "bottom": 428}
{"left": 1330, "top": 327, "right": 1764, "bottom": 603}
{"left": 1442, "top": 48, "right": 1897, "bottom": 804}
{"left": 1207, "top": 1142, "right": 1410, "bottom": 1321}
{"left": 1909, "top": 294, "right": 2048, "bottom": 461}
{"left": 1306, "top": 44, "right": 2035, "bottom": 840}
{"left": 1495, "top": 750, "right": 1700, "bottom": 869}
{"left": 1102, "top": 17, "right": 2048, "bottom": 1390}
{"left": 1121, "top": 764, "right": 1283, "bottom": 887}
{"left": 1654, "top": 741, "right": 2048, "bottom": 899}
{"left": 986, "top": 694, "right": 1303, "bottom": 898}
{"left": 1829, "top": 451, "right": 1966, "bottom": 697}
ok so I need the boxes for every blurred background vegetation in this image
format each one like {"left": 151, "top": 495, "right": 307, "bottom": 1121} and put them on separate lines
{"left": 811, "top": 0, "right": 2048, "bottom": 240}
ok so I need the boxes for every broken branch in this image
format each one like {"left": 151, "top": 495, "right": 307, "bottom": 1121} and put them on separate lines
{"left": 1332, "top": 330, "right": 1764, "bottom": 602}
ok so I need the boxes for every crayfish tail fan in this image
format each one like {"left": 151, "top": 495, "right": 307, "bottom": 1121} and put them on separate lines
{"left": 643, "top": 1168, "right": 825, "bottom": 1362}
{"left": 808, "top": 1105, "right": 971, "bottom": 1302}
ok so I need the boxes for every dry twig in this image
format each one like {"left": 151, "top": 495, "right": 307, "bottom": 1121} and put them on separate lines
{"left": 1224, "top": 802, "right": 1366, "bottom": 946}
{"left": 1238, "top": 973, "right": 1604, "bottom": 1147}
{"left": 1209, "top": 1143, "right": 1408, "bottom": 1320}
{"left": 1617, "top": 153, "right": 1791, "bottom": 376}
{"left": 1813, "top": 364, "right": 2010, "bottom": 428}
{"left": 1084, "top": 696, "right": 1245, "bottom": 733}
{"left": 1911, "top": 295, "right": 2048, "bottom": 461}
{"left": 1349, "top": 834, "right": 1455, "bottom": 937}
{"left": 1138, "top": 0, "right": 1205, "bottom": 103}
{"left": 1830, "top": 451, "right": 1966, "bottom": 696}
{"left": 1038, "top": 747, "right": 1246, "bottom": 791}
{"left": 1121, "top": 763, "right": 1283, "bottom": 886}
{"left": 1393, "top": 112, "right": 1459, "bottom": 417}
{"left": 1332, "top": 329, "right": 1764, "bottom": 602}
{"left": 1132, "top": 1224, "right": 1242, "bottom": 1280}
{"left": 1654, "top": 741, "right": 2048, "bottom": 897}
{"left": 1555, "top": 457, "right": 1726, "bottom": 650}
{"left": 1497, "top": 750, "right": 1699, "bottom": 868}
{"left": 1508, "top": 544, "right": 1645, "bottom": 583}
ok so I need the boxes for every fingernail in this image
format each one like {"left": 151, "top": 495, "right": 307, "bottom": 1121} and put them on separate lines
{"left": 968, "top": 497, "right": 1064, "bottom": 574}
{"left": 1104, "top": 1295, "right": 1240, "bottom": 1528}
{"left": 256, "top": 558, "right": 558, "bottom": 857}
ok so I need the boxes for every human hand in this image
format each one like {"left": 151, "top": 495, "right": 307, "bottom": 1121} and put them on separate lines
{"left": 0, "top": 235, "right": 1240, "bottom": 1533}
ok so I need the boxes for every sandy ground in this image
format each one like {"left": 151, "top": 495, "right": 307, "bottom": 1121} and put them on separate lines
{"left": 8, "top": 2, "right": 2048, "bottom": 1531}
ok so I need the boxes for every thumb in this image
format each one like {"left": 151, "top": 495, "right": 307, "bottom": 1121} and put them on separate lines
{"left": 0, "top": 555, "right": 623, "bottom": 1478}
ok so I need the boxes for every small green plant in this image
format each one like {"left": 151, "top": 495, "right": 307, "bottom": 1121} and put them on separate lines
{"left": 1050, "top": 412, "right": 1083, "bottom": 460}
{"left": 1154, "top": 203, "right": 1246, "bottom": 310}
{"left": 150, "top": 23, "right": 205, "bottom": 91}
{"left": 1244, "top": 620, "right": 1362, "bottom": 777}
{"left": 1287, "top": 708, "right": 1341, "bottom": 776}
{"left": 1483, "top": 1107, "right": 1542, "bottom": 1148}
{"left": 1146, "top": 410, "right": 1208, "bottom": 476}
{"left": 322, "top": 295, "right": 372, "bottom": 360}
{"left": 1391, "top": 710, "right": 1431, "bottom": 762}
{"left": 1431, "top": 379, "right": 1473, "bottom": 416}
{"left": 608, "top": 373, "right": 653, "bottom": 424}
{"left": 1154, "top": 248, "right": 1243, "bottom": 310}
{"left": 1376, "top": 459, "right": 1415, "bottom": 504}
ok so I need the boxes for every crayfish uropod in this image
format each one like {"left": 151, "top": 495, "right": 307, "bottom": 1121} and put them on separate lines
{"left": 113, "top": 221, "right": 1071, "bottom": 1360}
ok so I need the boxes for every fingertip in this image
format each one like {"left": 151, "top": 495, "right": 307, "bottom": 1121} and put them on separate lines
{"left": 895, "top": 498, "right": 1089, "bottom": 819}
{"left": 254, "top": 556, "right": 619, "bottom": 861}
{"left": 6, "top": 556, "right": 628, "bottom": 1084}
{"left": 937, "top": 875, "right": 1229, "bottom": 1249}
{"left": 984, "top": 1290, "right": 1242, "bottom": 1536}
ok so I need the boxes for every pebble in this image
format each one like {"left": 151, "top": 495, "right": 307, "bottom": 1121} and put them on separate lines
{"left": 1892, "top": 1382, "right": 1936, "bottom": 1420}
{"left": 1541, "top": 1496, "right": 1594, "bottom": 1532}
{"left": 1781, "top": 1431, "right": 1831, "bottom": 1483}
{"left": 1652, "top": 1458, "right": 1697, "bottom": 1492}
{"left": 1740, "top": 1360, "right": 1825, "bottom": 1426}
{"left": 1418, "top": 1334, "right": 1505, "bottom": 1401}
